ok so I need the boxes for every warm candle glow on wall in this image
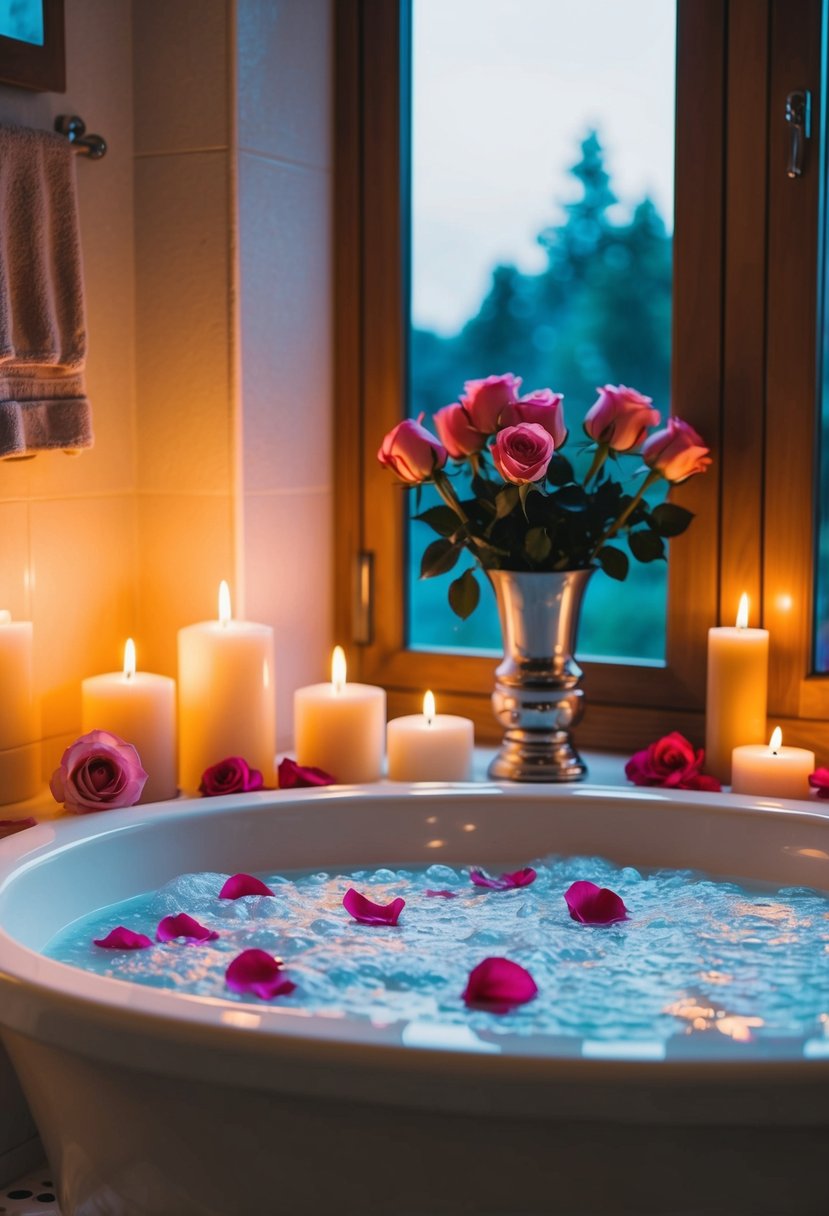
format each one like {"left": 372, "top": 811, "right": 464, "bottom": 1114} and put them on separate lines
{"left": 769, "top": 726, "right": 783, "bottom": 754}
{"left": 218, "top": 580, "right": 232, "bottom": 626}
{"left": 736, "top": 593, "right": 749, "bottom": 629}
{"left": 123, "top": 637, "right": 136, "bottom": 680}
{"left": 424, "top": 690, "right": 436, "bottom": 725}
{"left": 0, "top": 609, "right": 39, "bottom": 804}
{"left": 332, "top": 645, "right": 346, "bottom": 692}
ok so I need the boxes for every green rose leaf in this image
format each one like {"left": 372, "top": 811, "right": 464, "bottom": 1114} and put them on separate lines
{"left": 494, "top": 485, "right": 520, "bottom": 519}
{"left": 650, "top": 502, "right": 695, "bottom": 537}
{"left": 596, "top": 544, "right": 629, "bottom": 581}
{"left": 629, "top": 529, "right": 666, "bottom": 563}
{"left": 525, "top": 526, "right": 553, "bottom": 563}
{"left": 420, "top": 538, "right": 461, "bottom": 579}
{"left": 448, "top": 568, "right": 481, "bottom": 620}
{"left": 413, "top": 505, "right": 461, "bottom": 537}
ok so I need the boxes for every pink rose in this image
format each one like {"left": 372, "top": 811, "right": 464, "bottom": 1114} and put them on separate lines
{"left": 625, "top": 731, "right": 721, "bottom": 792}
{"left": 377, "top": 415, "right": 447, "bottom": 484}
{"left": 583, "top": 384, "right": 660, "bottom": 452}
{"left": 491, "top": 422, "right": 554, "bottom": 485}
{"left": 499, "top": 389, "right": 567, "bottom": 448}
{"left": 433, "top": 403, "right": 486, "bottom": 459}
{"left": 50, "top": 730, "right": 148, "bottom": 814}
{"left": 642, "top": 417, "right": 712, "bottom": 483}
{"left": 460, "top": 373, "right": 521, "bottom": 433}
{"left": 199, "top": 757, "right": 264, "bottom": 796}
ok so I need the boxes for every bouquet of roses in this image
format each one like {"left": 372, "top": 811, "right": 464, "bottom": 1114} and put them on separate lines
{"left": 378, "top": 374, "right": 711, "bottom": 619}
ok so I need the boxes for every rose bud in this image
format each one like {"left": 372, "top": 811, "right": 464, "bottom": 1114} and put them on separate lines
{"left": 642, "top": 417, "right": 712, "bottom": 483}
{"left": 499, "top": 389, "right": 567, "bottom": 448}
{"left": 460, "top": 373, "right": 522, "bottom": 434}
{"left": 433, "top": 403, "right": 486, "bottom": 459}
{"left": 377, "top": 415, "right": 448, "bottom": 484}
{"left": 49, "top": 730, "right": 148, "bottom": 814}
{"left": 491, "top": 422, "right": 554, "bottom": 485}
{"left": 583, "top": 384, "right": 660, "bottom": 452}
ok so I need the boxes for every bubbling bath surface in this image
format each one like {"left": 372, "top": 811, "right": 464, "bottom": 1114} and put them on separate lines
{"left": 45, "top": 855, "right": 829, "bottom": 1044}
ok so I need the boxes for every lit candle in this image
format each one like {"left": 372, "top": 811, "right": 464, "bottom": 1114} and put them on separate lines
{"left": 387, "top": 691, "right": 474, "bottom": 782}
{"left": 731, "top": 727, "right": 815, "bottom": 799}
{"left": 294, "top": 646, "right": 386, "bottom": 784}
{"left": 82, "top": 639, "right": 177, "bottom": 803}
{"left": 705, "top": 594, "right": 769, "bottom": 783}
{"left": 0, "top": 610, "right": 39, "bottom": 804}
{"left": 177, "top": 582, "right": 276, "bottom": 792}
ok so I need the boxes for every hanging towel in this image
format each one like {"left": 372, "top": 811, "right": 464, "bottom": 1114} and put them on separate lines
{"left": 0, "top": 123, "right": 93, "bottom": 459}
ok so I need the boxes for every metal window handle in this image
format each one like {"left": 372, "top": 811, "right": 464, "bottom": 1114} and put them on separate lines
{"left": 785, "top": 90, "right": 811, "bottom": 179}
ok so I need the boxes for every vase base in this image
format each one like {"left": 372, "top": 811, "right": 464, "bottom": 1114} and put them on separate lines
{"left": 487, "top": 735, "right": 588, "bottom": 783}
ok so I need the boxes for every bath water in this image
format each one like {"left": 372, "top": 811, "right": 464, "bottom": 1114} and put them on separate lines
{"left": 45, "top": 855, "right": 829, "bottom": 1044}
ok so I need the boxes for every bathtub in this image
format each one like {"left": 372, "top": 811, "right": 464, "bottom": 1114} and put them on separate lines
{"left": 0, "top": 784, "right": 827, "bottom": 1216}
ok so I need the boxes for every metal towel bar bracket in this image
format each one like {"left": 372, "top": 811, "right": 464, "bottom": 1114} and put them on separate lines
{"left": 54, "top": 114, "right": 106, "bottom": 160}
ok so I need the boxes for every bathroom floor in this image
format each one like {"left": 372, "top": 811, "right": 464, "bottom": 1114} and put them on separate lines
{"left": 0, "top": 1171, "right": 59, "bottom": 1212}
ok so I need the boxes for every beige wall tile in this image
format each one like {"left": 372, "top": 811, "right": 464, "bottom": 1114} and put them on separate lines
{"left": 239, "top": 153, "right": 331, "bottom": 493}
{"left": 133, "top": 0, "right": 229, "bottom": 155}
{"left": 237, "top": 0, "right": 332, "bottom": 169}
{"left": 134, "top": 151, "right": 234, "bottom": 496}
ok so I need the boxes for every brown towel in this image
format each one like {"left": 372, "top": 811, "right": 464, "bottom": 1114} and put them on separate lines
{"left": 0, "top": 123, "right": 93, "bottom": 458}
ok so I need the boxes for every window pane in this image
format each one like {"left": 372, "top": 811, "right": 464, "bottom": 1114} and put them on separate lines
{"left": 0, "top": 0, "right": 44, "bottom": 45}
{"left": 407, "top": 0, "right": 676, "bottom": 661}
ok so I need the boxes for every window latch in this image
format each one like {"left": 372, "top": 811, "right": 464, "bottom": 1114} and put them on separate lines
{"left": 785, "top": 90, "right": 811, "bottom": 179}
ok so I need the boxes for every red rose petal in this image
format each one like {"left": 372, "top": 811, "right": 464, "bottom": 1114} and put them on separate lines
{"left": 0, "top": 818, "right": 36, "bottom": 838}
{"left": 809, "top": 767, "right": 829, "bottom": 799}
{"left": 470, "top": 866, "right": 537, "bottom": 891}
{"left": 225, "top": 948, "right": 296, "bottom": 1000}
{"left": 564, "top": 880, "right": 628, "bottom": 925}
{"left": 156, "top": 913, "right": 219, "bottom": 945}
{"left": 219, "top": 873, "right": 275, "bottom": 899}
{"left": 278, "top": 758, "right": 337, "bottom": 788}
{"left": 343, "top": 887, "right": 405, "bottom": 926}
{"left": 425, "top": 889, "right": 458, "bottom": 898}
{"left": 462, "top": 957, "right": 538, "bottom": 1011}
{"left": 93, "top": 926, "right": 153, "bottom": 950}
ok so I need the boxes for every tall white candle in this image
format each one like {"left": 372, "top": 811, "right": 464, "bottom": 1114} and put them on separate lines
{"left": 706, "top": 594, "right": 769, "bottom": 783}
{"left": 178, "top": 583, "right": 276, "bottom": 792}
{"left": 294, "top": 647, "right": 386, "bottom": 784}
{"left": 731, "top": 727, "right": 815, "bottom": 799}
{"left": 0, "top": 610, "right": 39, "bottom": 804}
{"left": 387, "top": 691, "right": 474, "bottom": 782}
{"left": 82, "top": 639, "right": 177, "bottom": 803}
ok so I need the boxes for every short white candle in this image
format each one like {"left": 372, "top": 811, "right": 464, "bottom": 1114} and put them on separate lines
{"left": 387, "top": 691, "right": 474, "bottom": 782}
{"left": 706, "top": 594, "right": 769, "bottom": 783}
{"left": 731, "top": 727, "right": 815, "bottom": 799}
{"left": 294, "top": 646, "right": 386, "bottom": 784}
{"left": 82, "top": 639, "right": 177, "bottom": 803}
{"left": 0, "top": 609, "right": 39, "bottom": 804}
{"left": 178, "top": 582, "right": 276, "bottom": 792}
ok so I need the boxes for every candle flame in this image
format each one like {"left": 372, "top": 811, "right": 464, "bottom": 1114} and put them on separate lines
{"left": 769, "top": 726, "right": 782, "bottom": 755}
{"left": 424, "top": 690, "right": 436, "bottom": 725}
{"left": 123, "top": 638, "right": 136, "bottom": 680}
{"left": 332, "top": 645, "right": 346, "bottom": 692}
{"left": 736, "top": 594, "right": 749, "bottom": 629}
{"left": 218, "top": 580, "right": 232, "bottom": 626}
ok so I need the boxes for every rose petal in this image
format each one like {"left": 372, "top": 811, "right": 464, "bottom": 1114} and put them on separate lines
{"left": 225, "top": 949, "right": 296, "bottom": 1000}
{"left": 470, "top": 866, "right": 537, "bottom": 891}
{"left": 462, "top": 957, "right": 538, "bottom": 1011}
{"left": 200, "top": 757, "right": 264, "bottom": 797}
{"left": 93, "top": 926, "right": 153, "bottom": 950}
{"left": 565, "top": 880, "right": 628, "bottom": 925}
{"left": 809, "top": 768, "right": 829, "bottom": 798}
{"left": 0, "top": 818, "right": 36, "bottom": 838}
{"left": 219, "top": 873, "right": 275, "bottom": 899}
{"left": 343, "top": 887, "right": 405, "bottom": 926}
{"left": 425, "top": 889, "right": 458, "bottom": 899}
{"left": 278, "top": 758, "right": 337, "bottom": 788}
{"left": 156, "top": 913, "right": 219, "bottom": 944}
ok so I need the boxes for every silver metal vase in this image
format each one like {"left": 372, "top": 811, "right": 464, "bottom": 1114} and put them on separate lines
{"left": 487, "top": 568, "right": 594, "bottom": 783}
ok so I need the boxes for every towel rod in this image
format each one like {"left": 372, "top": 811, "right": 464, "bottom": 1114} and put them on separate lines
{"left": 54, "top": 115, "right": 106, "bottom": 160}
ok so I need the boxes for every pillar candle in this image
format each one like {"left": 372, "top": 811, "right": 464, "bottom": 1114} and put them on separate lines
{"left": 0, "top": 610, "right": 39, "bottom": 804}
{"left": 705, "top": 594, "right": 769, "bottom": 783}
{"left": 731, "top": 728, "right": 815, "bottom": 799}
{"left": 178, "top": 582, "right": 276, "bottom": 792}
{"left": 82, "top": 639, "right": 177, "bottom": 803}
{"left": 387, "top": 691, "right": 474, "bottom": 781}
{"left": 294, "top": 647, "right": 385, "bottom": 784}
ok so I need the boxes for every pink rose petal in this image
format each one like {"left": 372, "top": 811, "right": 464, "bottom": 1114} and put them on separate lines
{"left": 470, "top": 866, "right": 537, "bottom": 891}
{"left": 0, "top": 817, "right": 36, "bottom": 838}
{"left": 462, "top": 957, "right": 538, "bottom": 1011}
{"left": 219, "top": 873, "right": 275, "bottom": 899}
{"left": 93, "top": 926, "right": 153, "bottom": 950}
{"left": 565, "top": 880, "right": 628, "bottom": 925}
{"left": 278, "top": 758, "right": 337, "bottom": 788}
{"left": 225, "top": 948, "right": 296, "bottom": 1000}
{"left": 343, "top": 887, "right": 405, "bottom": 926}
{"left": 425, "top": 889, "right": 458, "bottom": 899}
{"left": 156, "top": 913, "right": 219, "bottom": 945}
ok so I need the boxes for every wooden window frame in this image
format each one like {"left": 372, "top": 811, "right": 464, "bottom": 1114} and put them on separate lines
{"left": 335, "top": 0, "right": 829, "bottom": 753}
